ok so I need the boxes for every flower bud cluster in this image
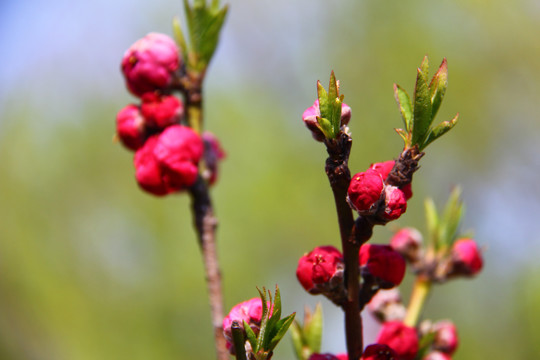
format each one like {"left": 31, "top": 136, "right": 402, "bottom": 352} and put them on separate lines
{"left": 117, "top": 33, "right": 225, "bottom": 195}
{"left": 417, "top": 320, "right": 459, "bottom": 360}
{"left": 222, "top": 298, "right": 264, "bottom": 354}
{"left": 347, "top": 161, "right": 411, "bottom": 222}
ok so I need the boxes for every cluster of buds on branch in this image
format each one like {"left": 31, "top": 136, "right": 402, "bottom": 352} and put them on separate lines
{"left": 292, "top": 57, "right": 483, "bottom": 360}
{"left": 117, "top": 3, "right": 483, "bottom": 359}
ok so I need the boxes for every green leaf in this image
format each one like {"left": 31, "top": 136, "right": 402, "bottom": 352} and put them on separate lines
{"left": 424, "top": 198, "right": 440, "bottom": 249}
{"left": 393, "top": 84, "right": 413, "bottom": 132}
{"left": 412, "top": 68, "right": 433, "bottom": 146}
{"left": 304, "top": 304, "right": 322, "bottom": 353}
{"left": 290, "top": 321, "right": 305, "bottom": 360}
{"left": 317, "top": 80, "right": 329, "bottom": 120}
{"left": 316, "top": 116, "right": 334, "bottom": 139}
{"left": 440, "top": 187, "right": 464, "bottom": 248}
{"left": 421, "top": 113, "right": 458, "bottom": 150}
{"left": 395, "top": 128, "right": 409, "bottom": 144}
{"left": 416, "top": 331, "right": 436, "bottom": 359}
{"left": 256, "top": 288, "right": 270, "bottom": 352}
{"left": 244, "top": 320, "right": 258, "bottom": 351}
{"left": 327, "top": 71, "right": 342, "bottom": 135}
{"left": 429, "top": 58, "right": 448, "bottom": 119}
{"left": 172, "top": 17, "right": 189, "bottom": 61}
{"left": 419, "top": 55, "right": 429, "bottom": 78}
{"left": 268, "top": 313, "right": 296, "bottom": 350}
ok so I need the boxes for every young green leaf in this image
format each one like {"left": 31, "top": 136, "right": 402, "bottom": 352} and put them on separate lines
{"left": 412, "top": 68, "right": 433, "bottom": 146}
{"left": 290, "top": 321, "right": 306, "bottom": 360}
{"left": 424, "top": 198, "right": 440, "bottom": 249}
{"left": 316, "top": 116, "right": 334, "bottom": 138}
{"left": 268, "top": 313, "right": 296, "bottom": 350}
{"left": 419, "top": 55, "right": 429, "bottom": 78}
{"left": 395, "top": 128, "right": 409, "bottom": 144}
{"left": 244, "top": 320, "right": 258, "bottom": 351}
{"left": 304, "top": 304, "right": 322, "bottom": 353}
{"left": 429, "top": 58, "right": 448, "bottom": 119}
{"left": 393, "top": 83, "right": 413, "bottom": 132}
{"left": 440, "top": 187, "right": 464, "bottom": 248}
{"left": 172, "top": 17, "right": 189, "bottom": 61}
{"left": 421, "top": 114, "right": 458, "bottom": 150}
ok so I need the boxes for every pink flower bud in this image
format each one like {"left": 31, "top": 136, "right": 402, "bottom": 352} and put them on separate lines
{"left": 367, "top": 289, "right": 406, "bottom": 323}
{"left": 223, "top": 298, "right": 264, "bottom": 354}
{"left": 308, "top": 354, "right": 340, "bottom": 360}
{"left": 348, "top": 170, "right": 384, "bottom": 213}
{"left": 140, "top": 93, "right": 183, "bottom": 129}
{"left": 381, "top": 186, "right": 407, "bottom": 220}
{"left": 153, "top": 125, "right": 203, "bottom": 189}
{"left": 336, "top": 354, "right": 348, "bottom": 360}
{"left": 202, "top": 132, "right": 226, "bottom": 185}
{"left": 116, "top": 104, "right": 146, "bottom": 151}
{"left": 390, "top": 228, "right": 423, "bottom": 263}
{"left": 360, "top": 244, "right": 406, "bottom": 288}
{"left": 121, "top": 33, "right": 180, "bottom": 97}
{"left": 361, "top": 344, "right": 398, "bottom": 360}
{"left": 370, "top": 160, "right": 413, "bottom": 200}
{"left": 422, "top": 351, "right": 452, "bottom": 360}
{"left": 451, "top": 238, "right": 483, "bottom": 276}
{"left": 376, "top": 321, "right": 419, "bottom": 360}
{"left": 134, "top": 136, "right": 175, "bottom": 196}
{"left": 302, "top": 100, "right": 352, "bottom": 141}
{"left": 297, "top": 246, "right": 343, "bottom": 293}
{"left": 432, "top": 321, "right": 458, "bottom": 355}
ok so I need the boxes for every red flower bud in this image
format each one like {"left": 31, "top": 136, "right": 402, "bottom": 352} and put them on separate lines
{"left": 376, "top": 321, "right": 419, "bottom": 360}
{"left": 360, "top": 244, "right": 406, "bottom": 288}
{"left": 381, "top": 186, "right": 407, "bottom": 220}
{"left": 348, "top": 170, "right": 384, "bottom": 213}
{"left": 153, "top": 125, "right": 203, "bottom": 189}
{"left": 302, "top": 100, "right": 352, "bottom": 141}
{"left": 450, "top": 238, "right": 483, "bottom": 276}
{"left": 202, "top": 132, "right": 226, "bottom": 185}
{"left": 297, "top": 246, "right": 343, "bottom": 294}
{"left": 370, "top": 160, "right": 413, "bottom": 200}
{"left": 121, "top": 33, "right": 180, "bottom": 97}
{"left": 432, "top": 321, "right": 458, "bottom": 355}
{"left": 140, "top": 93, "right": 183, "bottom": 129}
{"left": 116, "top": 104, "right": 146, "bottom": 151}
{"left": 223, "top": 298, "right": 264, "bottom": 354}
{"left": 422, "top": 351, "right": 452, "bottom": 360}
{"left": 336, "top": 354, "right": 348, "bottom": 360}
{"left": 134, "top": 136, "right": 175, "bottom": 196}
{"left": 390, "top": 228, "right": 422, "bottom": 263}
{"left": 361, "top": 344, "right": 398, "bottom": 360}
{"left": 367, "top": 289, "right": 406, "bottom": 323}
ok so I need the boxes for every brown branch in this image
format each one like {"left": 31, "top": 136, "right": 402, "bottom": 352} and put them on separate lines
{"left": 324, "top": 133, "right": 364, "bottom": 360}
{"left": 189, "top": 176, "right": 229, "bottom": 360}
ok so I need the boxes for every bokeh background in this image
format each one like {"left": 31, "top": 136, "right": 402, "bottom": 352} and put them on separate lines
{"left": 1, "top": 0, "right": 540, "bottom": 358}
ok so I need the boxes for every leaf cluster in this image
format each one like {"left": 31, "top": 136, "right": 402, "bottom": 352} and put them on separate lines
{"left": 394, "top": 56, "right": 458, "bottom": 151}
{"left": 290, "top": 304, "right": 323, "bottom": 360}
{"left": 316, "top": 71, "right": 345, "bottom": 139}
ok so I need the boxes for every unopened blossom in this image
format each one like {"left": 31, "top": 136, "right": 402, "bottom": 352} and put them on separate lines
{"left": 360, "top": 244, "right": 406, "bottom": 288}
{"left": 367, "top": 289, "right": 406, "bottom": 323}
{"left": 121, "top": 33, "right": 180, "bottom": 96}
{"left": 140, "top": 93, "right": 183, "bottom": 129}
{"left": 370, "top": 160, "right": 413, "bottom": 200}
{"left": 116, "top": 104, "right": 146, "bottom": 151}
{"left": 390, "top": 228, "right": 423, "bottom": 263}
{"left": 423, "top": 351, "right": 452, "bottom": 360}
{"left": 376, "top": 321, "right": 419, "bottom": 360}
{"left": 348, "top": 169, "right": 384, "bottom": 213}
{"left": 134, "top": 136, "right": 174, "bottom": 196}
{"left": 223, "top": 298, "right": 264, "bottom": 354}
{"left": 297, "top": 246, "right": 343, "bottom": 294}
{"left": 302, "top": 100, "right": 352, "bottom": 141}
{"left": 432, "top": 321, "right": 458, "bottom": 355}
{"left": 450, "top": 238, "right": 483, "bottom": 276}
{"left": 381, "top": 186, "right": 407, "bottom": 220}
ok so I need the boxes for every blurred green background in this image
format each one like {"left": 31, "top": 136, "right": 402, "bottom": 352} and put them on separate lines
{"left": 1, "top": 0, "right": 540, "bottom": 358}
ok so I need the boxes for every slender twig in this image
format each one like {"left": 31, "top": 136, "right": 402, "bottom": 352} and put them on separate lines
{"left": 184, "top": 72, "right": 228, "bottom": 360}
{"left": 324, "top": 133, "right": 364, "bottom": 360}
{"left": 189, "top": 177, "right": 229, "bottom": 360}
{"left": 403, "top": 277, "right": 432, "bottom": 327}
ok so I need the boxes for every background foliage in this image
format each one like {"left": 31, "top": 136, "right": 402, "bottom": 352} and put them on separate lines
{"left": 1, "top": 0, "right": 539, "bottom": 358}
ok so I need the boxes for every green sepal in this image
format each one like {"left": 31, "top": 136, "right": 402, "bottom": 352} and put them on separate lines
{"left": 412, "top": 68, "right": 433, "bottom": 146}
{"left": 268, "top": 313, "right": 296, "bottom": 350}
{"left": 440, "top": 187, "right": 464, "bottom": 249}
{"left": 429, "top": 58, "right": 448, "bottom": 119}
{"left": 172, "top": 17, "right": 189, "bottom": 62}
{"left": 424, "top": 198, "right": 440, "bottom": 249}
{"left": 394, "top": 83, "right": 413, "bottom": 133}
{"left": 421, "top": 113, "right": 458, "bottom": 150}
{"left": 244, "top": 320, "right": 258, "bottom": 350}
